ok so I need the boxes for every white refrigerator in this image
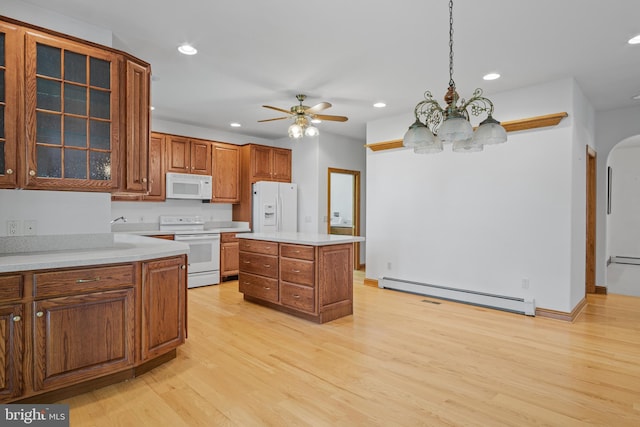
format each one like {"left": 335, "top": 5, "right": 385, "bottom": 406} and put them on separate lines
{"left": 252, "top": 181, "right": 298, "bottom": 232}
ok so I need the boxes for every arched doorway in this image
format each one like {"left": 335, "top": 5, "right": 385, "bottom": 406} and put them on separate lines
{"left": 605, "top": 135, "right": 640, "bottom": 296}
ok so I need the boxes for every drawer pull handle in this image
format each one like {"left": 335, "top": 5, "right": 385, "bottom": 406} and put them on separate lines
{"left": 243, "top": 260, "right": 251, "bottom": 264}
{"left": 36, "top": 311, "right": 44, "bottom": 318}
{"left": 293, "top": 294, "right": 300, "bottom": 299}
{"left": 263, "top": 264, "right": 271, "bottom": 268}
{"left": 12, "top": 315, "right": 21, "bottom": 322}
{"left": 292, "top": 269, "right": 301, "bottom": 273}
{"left": 76, "top": 277, "right": 101, "bottom": 283}
{"left": 294, "top": 250, "right": 300, "bottom": 253}
{"left": 263, "top": 287, "right": 271, "bottom": 290}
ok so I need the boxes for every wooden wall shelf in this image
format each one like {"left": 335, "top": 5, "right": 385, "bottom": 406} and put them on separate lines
{"left": 366, "top": 112, "right": 568, "bottom": 152}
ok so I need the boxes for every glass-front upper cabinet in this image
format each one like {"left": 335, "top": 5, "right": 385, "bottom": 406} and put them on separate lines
{"left": 24, "top": 31, "right": 119, "bottom": 190}
{"left": 0, "top": 21, "right": 18, "bottom": 188}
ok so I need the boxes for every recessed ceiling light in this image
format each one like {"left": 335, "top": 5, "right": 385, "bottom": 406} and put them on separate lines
{"left": 310, "top": 118, "right": 322, "bottom": 124}
{"left": 178, "top": 43, "right": 198, "bottom": 55}
{"left": 628, "top": 34, "right": 640, "bottom": 45}
{"left": 373, "top": 102, "right": 386, "bottom": 108}
{"left": 230, "top": 122, "right": 241, "bottom": 128}
{"left": 483, "top": 73, "right": 501, "bottom": 81}
{"left": 632, "top": 94, "right": 640, "bottom": 100}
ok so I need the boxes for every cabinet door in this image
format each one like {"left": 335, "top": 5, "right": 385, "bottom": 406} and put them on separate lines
{"left": 0, "top": 22, "right": 19, "bottom": 188}
{"left": 141, "top": 256, "right": 186, "bottom": 361}
{"left": 190, "top": 139, "right": 212, "bottom": 175}
{"left": 271, "top": 147, "right": 292, "bottom": 182}
{"left": 211, "top": 143, "right": 240, "bottom": 202}
{"left": 221, "top": 241, "right": 239, "bottom": 278}
{"left": 166, "top": 136, "right": 190, "bottom": 173}
{"left": 145, "top": 132, "right": 165, "bottom": 200}
{"left": 24, "top": 31, "right": 120, "bottom": 190}
{"left": 123, "top": 59, "right": 149, "bottom": 192}
{"left": 33, "top": 288, "right": 135, "bottom": 391}
{"left": 251, "top": 145, "right": 273, "bottom": 180}
{"left": 0, "top": 304, "right": 23, "bottom": 402}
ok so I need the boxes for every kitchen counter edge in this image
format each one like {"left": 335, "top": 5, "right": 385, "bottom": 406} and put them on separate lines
{"left": 237, "top": 232, "right": 365, "bottom": 246}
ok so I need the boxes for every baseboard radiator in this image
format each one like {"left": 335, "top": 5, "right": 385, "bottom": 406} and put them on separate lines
{"left": 379, "top": 277, "right": 536, "bottom": 316}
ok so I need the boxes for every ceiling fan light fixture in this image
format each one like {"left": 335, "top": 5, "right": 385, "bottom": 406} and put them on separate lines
{"left": 305, "top": 125, "right": 319, "bottom": 137}
{"left": 310, "top": 118, "right": 322, "bottom": 124}
{"left": 288, "top": 123, "right": 303, "bottom": 139}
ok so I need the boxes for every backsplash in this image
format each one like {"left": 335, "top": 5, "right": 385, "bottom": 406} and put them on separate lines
{"left": 111, "top": 199, "right": 233, "bottom": 226}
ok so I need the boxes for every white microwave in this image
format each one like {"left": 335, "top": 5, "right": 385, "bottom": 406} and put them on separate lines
{"left": 166, "top": 172, "right": 213, "bottom": 200}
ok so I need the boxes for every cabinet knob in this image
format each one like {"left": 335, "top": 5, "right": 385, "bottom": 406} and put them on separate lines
{"left": 142, "top": 177, "right": 148, "bottom": 183}
{"left": 36, "top": 311, "right": 44, "bottom": 317}
{"left": 181, "top": 265, "right": 186, "bottom": 270}
{"left": 12, "top": 315, "right": 21, "bottom": 322}
{"left": 29, "top": 170, "right": 36, "bottom": 177}
{"left": 5, "top": 168, "right": 13, "bottom": 175}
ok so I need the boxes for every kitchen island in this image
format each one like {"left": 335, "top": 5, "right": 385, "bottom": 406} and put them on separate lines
{"left": 237, "top": 232, "right": 365, "bottom": 323}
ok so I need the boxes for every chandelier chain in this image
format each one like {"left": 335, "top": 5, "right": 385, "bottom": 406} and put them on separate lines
{"left": 448, "top": 0, "right": 455, "bottom": 88}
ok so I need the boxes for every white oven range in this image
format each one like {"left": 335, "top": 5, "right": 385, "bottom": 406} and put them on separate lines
{"left": 159, "top": 215, "right": 220, "bottom": 288}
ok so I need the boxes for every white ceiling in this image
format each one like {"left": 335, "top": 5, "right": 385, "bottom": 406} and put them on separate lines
{"left": 14, "top": 0, "right": 640, "bottom": 141}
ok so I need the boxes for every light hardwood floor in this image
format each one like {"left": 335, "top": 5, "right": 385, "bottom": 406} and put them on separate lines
{"left": 63, "top": 271, "right": 640, "bottom": 426}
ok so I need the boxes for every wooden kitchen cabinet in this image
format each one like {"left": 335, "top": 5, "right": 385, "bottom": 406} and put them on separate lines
{"left": 166, "top": 135, "right": 212, "bottom": 176}
{"left": 211, "top": 142, "right": 240, "bottom": 203}
{"left": 220, "top": 232, "right": 240, "bottom": 280}
{"left": 232, "top": 144, "right": 292, "bottom": 223}
{"left": 239, "top": 240, "right": 353, "bottom": 323}
{"left": 0, "top": 303, "right": 23, "bottom": 402}
{"left": 141, "top": 256, "right": 186, "bottom": 361}
{"left": 0, "top": 21, "right": 19, "bottom": 189}
{"left": 32, "top": 264, "right": 136, "bottom": 392}
{"left": 144, "top": 132, "right": 166, "bottom": 201}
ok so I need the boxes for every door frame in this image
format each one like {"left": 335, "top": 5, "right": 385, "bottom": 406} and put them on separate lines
{"left": 585, "top": 145, "right": 596, "bottom": 294}
{"left": 327, "top": 168, "right": 361, "bottom": 270}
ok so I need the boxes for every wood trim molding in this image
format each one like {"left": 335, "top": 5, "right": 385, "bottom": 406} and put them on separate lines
{"left": 594, "top": 286, "right": 607, "bottom": 295}
{"left": 536, "top": 298, "right": 587, "bottom": 322}
{"left": 363, "top": 277, "right": 379, "bottom": 287}
{"left": 365, "top": 112, "right": 569, "bottom": 152}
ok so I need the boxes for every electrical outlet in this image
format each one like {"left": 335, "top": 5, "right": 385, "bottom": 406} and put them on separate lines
{"left": 7, "top": 220, "right": 20, "bottom": 236}
{"left": 24, "top": 220, "right": 37, "bottom": 236}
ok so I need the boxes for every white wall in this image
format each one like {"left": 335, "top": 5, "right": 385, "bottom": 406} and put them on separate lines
{"left": 1, "top": 0, "right": 113, "bottom": 46}
{"left": 0, "top": 190, "right": 111, "bottom": 236}
{"left": 365, "top": 78, "right": 588, "bottom": 312}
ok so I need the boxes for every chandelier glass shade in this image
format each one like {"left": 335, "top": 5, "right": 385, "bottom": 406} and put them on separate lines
{"left": 403, "top": 0, "right": 507, "bottom": 154}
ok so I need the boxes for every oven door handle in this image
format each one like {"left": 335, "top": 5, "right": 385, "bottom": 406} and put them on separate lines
{"left": 175, "top": 234, "right": 220, "bottom": 240}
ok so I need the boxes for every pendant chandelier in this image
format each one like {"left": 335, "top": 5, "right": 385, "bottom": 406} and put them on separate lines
{"left": 403, "top": 0, "right": 507, "bottom": 153}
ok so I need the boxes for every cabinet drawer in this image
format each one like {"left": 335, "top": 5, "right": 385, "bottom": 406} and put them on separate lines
{"left": 239, "top": 272, "right": 278, "bottom": 303}
{"left": 34, "top": 264, "right": 135, "bottom": 298}
{"left": 0, "top": 274, "right": 23, "bottom": 301}
{"left": 280, "top": 258, "right": 314, "bottom": 287}
{"left": 280, "top": 244, "right": 314, "bottom": 261}
{"left": 281, "top": 282, "right": 315, "bottom": 313}
{"left": 221, "top": 233, "right": 239, "bottom": 243}
{"left": 239, "top": 239, "right": 278, "bottom": 255}
{"left": 239, "top": 252, "right": 278, "bottom": 278}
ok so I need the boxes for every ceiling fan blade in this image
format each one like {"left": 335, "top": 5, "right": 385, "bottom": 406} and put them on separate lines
{"left": 305, "top": 102, "right": 332, "bottom": 114}
{"left": 258, "top": 116, "right": 290, "bottom": 122}
{"left": 263, "top": 105, "right": 292, "bottom": 115}
{"left": 313, "top": 114, "right": 348, "bottom": 122}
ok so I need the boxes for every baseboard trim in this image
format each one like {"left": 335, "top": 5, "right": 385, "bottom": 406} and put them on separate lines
{"left": 536, "top": 298, "right": 587, "bottom": 322}
{"left": 595, "top": 285, "right": 607, "bottom": 295}
{"left": 363, "top": 277, "right": 378, "bottom": 287}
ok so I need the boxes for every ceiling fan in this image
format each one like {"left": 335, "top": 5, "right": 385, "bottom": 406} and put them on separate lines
{"left": 259, "top": 94, "right": 348, "bottom": 138}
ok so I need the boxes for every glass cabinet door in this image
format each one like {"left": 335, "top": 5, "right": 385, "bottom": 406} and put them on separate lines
{"left": 0, "top": 22, "right": 18, "bottom": 188}
{"left": 25, "top": 31, "right": 119, "bottom": 189}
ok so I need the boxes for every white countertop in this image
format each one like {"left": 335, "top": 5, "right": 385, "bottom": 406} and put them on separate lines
{"left": 237, "top": 232, "right": 365, "bottom": 246}
{"left": 0, "top": 233, "right": 189, "bottom": 273}
{"left": 111, "top": 221, "right": 251, "bottom": 236}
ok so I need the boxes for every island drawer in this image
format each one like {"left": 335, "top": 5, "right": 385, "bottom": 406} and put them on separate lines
{"left": 280, "top": 244, "right": 314, "bottom": 261}
{"left": 0, "top": 274, "right": 23, "bottom": 301}
{"left": 239, "top": 239, "right": 278, "bottom": 255}
{"left": 34, "top": 264, "right": 135, "bottom": 298}
{"left": 280, "top": 258, "right": 314, "bottom": 287}
{"left": 280, "top": 282, "right": 315, "bottom": 313}
{"left": 239, "top": 272, "right": 279, "bottom": 303}
{"left": 239, "top": 252, "right": 278, "bottom": 278}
